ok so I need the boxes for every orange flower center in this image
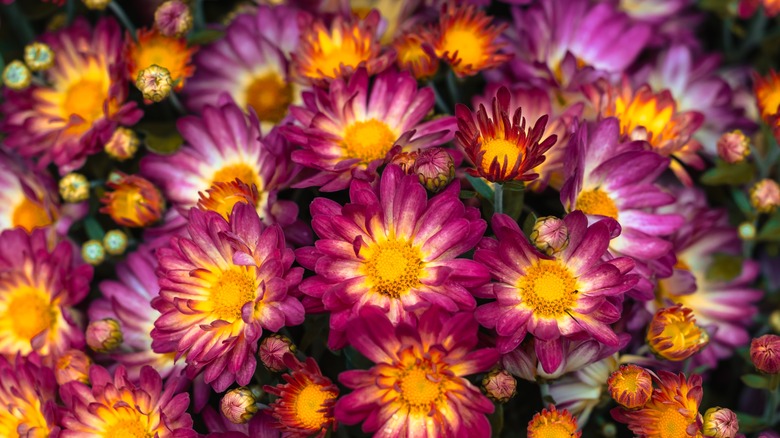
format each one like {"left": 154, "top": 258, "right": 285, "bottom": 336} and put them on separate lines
{"left": 397, "top": 362, "right": 444, "bottom": 411}
{"left": 613, "top": 94, "right": 674, "bottom": 146}
{"left": 292, "top": 382, "right": 336, "bottom": 430}
{"left": 108, "top": 185, "right": 146, "bottom": 226}
{"left": 12, "top": 197, "right": 54, "bottom": 232}
{"left": 518, "top": 260, "right": 578, "bottom": 318}
{"left": 109, "top": 417, "right": 151, "bottom": 438}
{"left": 211, "top": 163, "right": 261, "bottom": 189}
{"left": 657, "top": 407, "right": 693, "bottom": 438}
{"left": 208, "top": 267, "right": 258, "bottom": 322}
{"left": 527, "top": 408, "right": 580, "bottom": 438}
{"left": 439, "top": 26, "right": 487, "bottom": 68}
{"left": 130, "top": 32, "right": 192, "bottom": 88}
{"left": 363, "top": 239, "right": 423, "bottom": 298}
{"left": 529, "top": 423, "right": 578, "bottom": 438}
{"left": 63, "top": 77, "right": 107, "bottom": 130}
{"left": 245, "top": 72, "right": 294, "bottom": 124}
{"left": 1, "top": 285, "right": 57, "bottom": 351}
{"left": 302, "top": 28, "right": 373, "bottom": 80}
{"left": 342, "top": 119, "right": 397, "bottom": 163}
{"left": 479, "top": 138, "right": 522, "bottom": 174}
{"left": 576, "top": 188, "right": 619, "bottom": 219}
{"left": 198, "top": 181, "right": 261, "bottom": 221}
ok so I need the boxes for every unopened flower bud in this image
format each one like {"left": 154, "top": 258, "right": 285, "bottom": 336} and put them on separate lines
{"left": 103, "top": 230, "right": 128, "bottom": 256}
{"left": 59, "top": 173, "right": 90, "bottom": 203}
{"left": 647, "top": 305, "right": 709, "bottom": 362}
{"left": 607, "top": 364, "right": 653, "bottom": 409}
{"left": 717, "top": 130, "right": 750, "bottom": 164}
{"left": 135, "top": 65, "right": 173, "bottom": 103}
{"left": 389, "top": 151, "right": 418, "bottom": 174}
{"left": 100, "top": 172, "right": 165, "bottom": 227}
{"left": 55, "top": 349, "right": 92, "bottom": 385}
{"left": 23, "top": 42, "right": 54, "bottom": 71}
{"left": 221, "top": 387, "right": 258, "bottom": 424}
{"left": 703, "top": 407, "right": 739, "bottom": 438}
{"left": 530, "top": 216, "right": 569, "bottom": 256}
{"left": 86, "top": 318, "right": 123, "bottom": 353}
{"left": 751, "top": 334, "right": 780, "bottom": 374}
{"left": 82, "top": 0, "right": 110, "bottom": 10}
{"left": 481, "top": 369, "right": 517, "bottom": 403}
{"left": 413, "top": 147, "right": 455, "bottom": 193}
{"left": 739, "top": 222, "right": 756, "bottom": 240}
{"left": 3, "top": 60, "right": 31, "bottom": 90}
{"left": 750, "top": 179, "right": 780, "bottom": 213}
{"left": 770, "top": 310, "right": 780, "bottom": 334}
{"left": 81, "top": 240, "right": 105, "bottom": 266}
{"left": 259, "top": 334, "right": 296, "bottom": 372}
{"left": 155, "top": 0, "right": 193, "bottom": 38}
{"left": 105, "top": 127, "right": 139, "bottom": 161}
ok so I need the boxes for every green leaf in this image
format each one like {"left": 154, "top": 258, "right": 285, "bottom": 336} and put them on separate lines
{"left": 758, "top": 211, "right": 780, "bottom": 241}
{"left": 489, "top": 403, "right": 504, "bottom": 438}
{"left": 503, "top": 180, "right": 526, "bottom": 192}
{"left": 187, "top": 29, "right": 225, "bottom": 46}
{"left": 138, "top": 123, "right": 183, "bottom": 155}
{"left": 503, "top": 188, "right": 525, "bottom": 222}
{"left": 736, "top": 412, "right": 766, "bottom": 432}
{"left": 705, "top": 253, "right": 743, "bottom": 282}
{"left": 741, "top": 373, "right": 770, "bottom": 389}
{"left": 522, "top": 212, "right": 538, "bottom": 238}
{"left": 84, "top": 217, "right": 105, "bottom": 241}
{"left": 459, "top": 190, "right": 477, "bottom": 199}
{"left": 700, "top": 160, "right": 756, "bottom": 186}
{"left": 465, "top": 174, "right": 494, "bottom": 202}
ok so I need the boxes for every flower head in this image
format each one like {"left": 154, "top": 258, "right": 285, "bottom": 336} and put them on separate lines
{"left": 81, "top": 239, "right": 105, "bottom": 265}
{"left": 221, "top": 388, "right": 258, "bottom": 424}
{"left": 265, "top": 355, "right": 339, "bottom": 437}
{"left": 335, "top": 307, "right": 499, "bottom": 437}
{"left": 152, "top": 203, "right": 304, "bottom": 391}
{"left": 751, "top": 334, "right": 780, "bottom": 374}
{"left": 55, "top": 349, "right": 91, "bottom": 385}
{"left": 703, "top": 407, "right": 739, "bottom": 438}
{"left": 755, "top": 69, "right": 780, "bottom": 124}
{"left": 136, "top": 64, "right": 173, "bottom": 102}
{"left": 104, "top": 126, "right": 139, "bottom": 161}
{"left": 717, "top": 130, "right": 750, "bottom": 164}
{"left": 155, "top": 0, "right": 193, "bottom": 37}
{"left": 259, "top": 334, "right": 295, "bottom": 372}
{"left": 59, "top": 172, "right": 90, "bottom": 203}
{"left": 647, "top": 305, "right": 709, "bottom": 362}
{"left": 126, "top": 29, "right": 195, "bottom": 92}
{"left": 0, "top": 355, "right": 59, "bottom": 437}
{"left": 2, "top": 60, "right": 31, "bottom": 90}
{"left": 296, "top": 165, "right": 488, "bottom": 349}
{"left": 607, "top": 364, "right": 653, "bottom": 409}
{"left": 100, "top": 172, "right": 165, "bottom": 227}
{"left": 456, "top": 86, "right": 557, "bottom": 183}
{"left": 750, "top": 179, "right": 780, "bottom": 213}
{"left": 103, "top": 229, "right": 128, "bottom": 255}
{"left": 196, "top": 179, "right": 260, "bottom": 221}
{"left": 86, "top": 318, "right": 123, "bottom": 353}
{"left": 23, "top": 42, "right": 54, "bottom": 71}
{"left": 548, "top": 354, "right": 619, "bottom": 426}
{"left": 482, "top": 369, "right": 517, "bottom": 403}
{"left": 393, "top": 30, "right": 439, "bottom": 80}
{"left": 527, "top": 405, "right": 581, "bottom": 438}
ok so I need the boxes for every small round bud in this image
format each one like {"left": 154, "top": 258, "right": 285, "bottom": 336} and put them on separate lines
{"left": 259, "top": 334, "right": 296, "bottom": 372}
{"left": 389, "top": 151, "right": 418, "bottom": 174}
{"left": 3, "top": 60, "right": 31, "bottom": 90}
{"left": 702, "top": 407, "right": 739, "bottom": 438}
{"left": 413, "top": 147, "right": 455, "bottom": 193}
{"left": 55, "top": 349, "right": 92, "bottom": 385}
{"left": 23, "top": 42, "right": 55, "bottom": 71}
{"left": 103, "top": 230, "right": 129, "bottom": 256}
{"left": 82, "top": 0, "right": 110, "bottom": 10}
{"left": 717, "top": 130, "right": 750, "bottom": 164}
{"left": 751, "top": 334, "right": 780, "bottom": 374}
{"left": 155, "top": 0, "right": 193, "bottom": 38}
{"left": 750, "top": 179, "right": 780, "bottom": 214}
{"left": 738, "top": 222, "right": 756, "bottom": 240}
{"left": 647, "top": 305, "right": 709, "bottom": 362}
{"left": 607, "top": 364, "right": 653, "bottom": 409}
{"left": 135, "top": 65, "right": 173, "bottom": 103}
{"left": 530, "top": 216, "right": 569, "bottom": 256}
{"left": 100, "top": 172, "right": 165, "bottom": 228}
{"left": 601, "top": 423, "right": 617, "bottom": 438}
{"left": 81, "top": 240, "right": 106, "bottom": 266}
{"left": 481, "top": 369, "right": 517, "bottom": 403}
{"left": 105, "top": 127, "right": 139, "bottom": 161}
{"left": 221, "top": 387, "right": 258, "bottom": 424}
{"left": 59, "top": 173, "right": 90, "bottom": 203}
{"left": 770, "top": 310, "right": 780, "bottom": 334}
{"left": 86, "top": 318, "right": 123, "bottom": 353}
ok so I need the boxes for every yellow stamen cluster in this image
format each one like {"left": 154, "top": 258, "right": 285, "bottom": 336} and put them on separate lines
{"left": 363, "top": 239, "right": 423, "bottom": 298}
{"left": 518, "top": 260, "right": 579, "bottom": 318}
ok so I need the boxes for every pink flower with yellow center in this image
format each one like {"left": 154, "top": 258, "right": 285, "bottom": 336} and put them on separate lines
{"left": 0, "top": 355, "right": 58, "bottom": 437}
{"left": 334, "top": 306, "right": 499, "bottom": 437}
{"left": 296, "top": 165, "right": 488, "bottom": 349}
{"left": 59, "top": 365, "right": 196, "bottom": 437}
{"left": 284, "top": 68, "right": 455, "bottom": 192}
{"left": 125, "top": 28, "right": 196, "bottom": 92}
{"left": 527, "top": 405, "right": 582, "bottom": 438}
{"left": 0, "top": 228, "right": 92, "bottom": 361}
{"left": 152, "top": 203, "right": 304, "bottom": 391}
{"left": 0, "top": 18, "right": 142, "bottom": 174}
{"left": 474, "top": 211, "right": 638, "bottom": 372}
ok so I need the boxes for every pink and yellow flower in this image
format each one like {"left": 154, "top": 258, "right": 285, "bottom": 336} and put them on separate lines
{"left": 527, "top": 405, "right": 581, "bottom": 438}
{"left": 152, "top": 203, "right": 304, "bottom": 391}
{"left": 0, "top": 355, "right": 59, "bottom": 437}
{"left": 296, "top": 165, "right": 488, "bottom": 349}
{"left": 0, "top": 228, "right": 92, "bottom": 361}
{"left": 59, "top": 365, "right": 196, "bottom": 437}
{"left": 284, "top": 68, "right": 454, "bottom": 192}
{"left": 334, "top": 306, "right": 499, "bottom": 437}
{"left": 474, "top": 211, "right": 638, "bottom": 371}
{"left": 0, "top": 18, "right": 142, "bottom": 174}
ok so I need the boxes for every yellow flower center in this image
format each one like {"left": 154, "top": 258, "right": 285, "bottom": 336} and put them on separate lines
{"left": 244, "top": 72, "right": 294, "bottom": 124}
{"left": 576, "top": 188, "right": 619, "bottom": 219}
{"left": 439, "top": 26, "right": 486, "bottom": 68}
{"left": 292, "top": 382, "right": 335, "bottom": 430}
{"left": 208, "top": 267, "right": 257, "bottom": 322}
{"left": 130, "top": 33, "right": 191, "bottom": 86}
{"left": 658, "top": 407, "right": 693, "bottom": 438}
{"left": 198, "top": 181, "right": 260, "bottom": 221}
{"left": 108, "top": 185, "right": 146, "bottom": 226}
{"left": 3, "top": 286, "right": 57, "bottom": 343}
{"left": 529, "top": 423, "right": 578, "bottom": 438}
{"left": 613, "top": 94, "right": 674, "bottom": 145}
{"left": 305, "top": 29, "right": 372, "bottom": 79}
{"left": 658, "top": 317, "right": 706, "bottom": 354}
{"left": 519, "top": 260, "right": 578, "bottom": 318}
{"left": 363, "top": 239, "right": 423, "bottom": 298}
{"left": 398, "top": 363, "right": 444, "bottom": 411}
{"left": 479, "top": 138, "right": 521, "bottom": 174}
{"left": 109, "top": 417, "right": 151, "bottom": 438}
{"left": 342, "top": 119, "right": 397, "bottom": 163}
{"left": 12, "top": 197, "right": 54, "bottom": 232}
{"left": 211, "top": 163, "right": 261, "bottom": 190}
{"left": 63, "top": 78, "right": 107, "bottom": 131}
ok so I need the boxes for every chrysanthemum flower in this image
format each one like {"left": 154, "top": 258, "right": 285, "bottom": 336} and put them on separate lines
{"left": 607, "top": 364, "right": 653, "bottom": 409}
{"left": 292, "top": 10, "right": 393, "bottom": 84}
{"left": 548, "top": 354, "right": 619, "bottom": 426}
{"left": 0, "top": 18, "right": 142, "bottom": 174}
{"left": 560, "top": 118, "right": 684, "bottom": 299}
{"left": 296, "top": 165, "right": 488, "bottom": 349}
{"left": 647, "top": 305, "right": 709, "bottom": 362}
{"left": 265, "top": 354, "right": 339, "bottom": 437}
{"left": 125, "top": 28, "right": 196, "bottom": 91}
{"left": 142, "top": 100, "right": 300, "bottom": 230}
{"left": 455, "top": 86, "right": 557, "bottom": 183}
{"left": 527, "top": 405, "right": 581, "bottom": 438}
{"left": 586, "top": 79, "right": 704, "bottom": 185}
{"left": 0, "top": 228, "right": 91, "bottom": 360}
{"left": 654, "top": 187, "right": 762, "bottom": 369}
{"left": 432, "top": 3, "right": 511, "bottom": 77}
{"left": 183, "top": 5, "right": 303, "bottom": 129}
{"left": 197, "top": 179, "right": 260, "bottom": 222}
{"left": 474, "top": 211, "right": 638, "bottom": 370}
{"left": 335, "top": 307, "right": 499, "bottom": 437}
{"left": 392, "top": 30, "right": 439, "bottom": 80}
{"left": 284, "top": 68, "right": 454, "bottom": 191}
{"left": 0, "top": 355, "right": 58, "bottom": 437}
{"left": 89, "top": 245, "right": 183, "bottom": 381}
{"left": 100, "top": 172, "right": 165, "bottom": 228}
{"left": 472, "top": 83, "right": 581, "bottom": 190}
{"left": 152, "top": 203, "right": 304, "bottom": 391}
{"left": 611, "top": 371, "right": 703, "bottom": 438}
{"left": 59, "top": 365, "right": 196, "bottom": 437}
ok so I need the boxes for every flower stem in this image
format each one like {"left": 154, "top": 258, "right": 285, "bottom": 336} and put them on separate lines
{"left": 108, "top": 1, "right": 137, "bottom": 41}
{"left": 168, "top": 91, "right": 185, "bottom": 115}
{"left": 765, "top": 374, "right": 780, "bottom": 426}
{"left": 493, "top": 182, "right": 504, "bottom": 215}
{"left": 427, "top": 80, "right": 451, "bottom": 114}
